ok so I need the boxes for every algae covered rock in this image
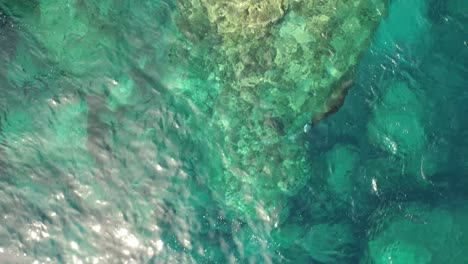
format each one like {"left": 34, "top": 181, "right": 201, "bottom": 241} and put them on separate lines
{"left": 356, "top": 155, "right": 435, "bottom": 199}
{"left": 325, "top": 144, "right": 360, "bottom": 199}
{"left": 363, "top": 80, "right": 442, "bottom": 195}
{"left": 300, "top": 222, "right": 358, "bottom": 263}
{"left": 362, "top": 202, "right": 468, "bottom": 264}
{"left": 305, "top": 143, "right": 372, "bottom": 216}
{"left": 368, "top": 81, "right": 426, "bottom": 156}
{"left": 175, "top": 0, "right": 387, "bottom": 219}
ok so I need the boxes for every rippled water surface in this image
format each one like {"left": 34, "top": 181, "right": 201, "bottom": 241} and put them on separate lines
{"left": 0, "top": 0, "right": 467, "bottom": 263}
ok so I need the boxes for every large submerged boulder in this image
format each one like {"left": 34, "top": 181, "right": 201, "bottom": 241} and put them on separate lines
{"left": 367, "top": 81, "right": 426, "bottom": 156}
{"left": 362, "top": 201, "right": 468, "bottom": 264}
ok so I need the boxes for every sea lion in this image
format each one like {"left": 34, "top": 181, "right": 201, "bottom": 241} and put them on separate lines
{"left": 311, "top": 78, "right": 355, "bottom": 127}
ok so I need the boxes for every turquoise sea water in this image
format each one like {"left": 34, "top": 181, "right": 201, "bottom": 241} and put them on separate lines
{"left": 0, "top": 0, "right": 467, "bottom": 263}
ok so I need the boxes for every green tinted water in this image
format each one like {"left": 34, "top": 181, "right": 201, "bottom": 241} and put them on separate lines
{"left": 0, "top": 0, "right": 467, "bottom": 263}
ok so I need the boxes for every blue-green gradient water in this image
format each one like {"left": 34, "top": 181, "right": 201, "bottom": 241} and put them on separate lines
{"left": 0, "top": 0, "right": 467, "bottom": 263}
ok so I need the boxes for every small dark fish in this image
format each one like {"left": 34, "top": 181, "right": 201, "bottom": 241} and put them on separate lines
{"left": 311, "top": 78, "right": 355, "bottom": 126}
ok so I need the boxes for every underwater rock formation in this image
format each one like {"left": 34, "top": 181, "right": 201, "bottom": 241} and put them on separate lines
{"left": 362, "top": 201, "right": 468, "bottom": 263}
{"left": 368, "top": 81, "right": 426, "bottom": 157}
{"left": 361, "top": 80, "right": 433, "bottom": 196}
{"left": 300, "top": 222, "right": 358, "bottom": 263}
{"left": 173, "top": 0, "right": 387, "bottom": 219}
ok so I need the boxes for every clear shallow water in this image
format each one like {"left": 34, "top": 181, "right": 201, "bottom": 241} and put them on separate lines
{"left": 0, "top": 0, "right": 467, "bottom": 263}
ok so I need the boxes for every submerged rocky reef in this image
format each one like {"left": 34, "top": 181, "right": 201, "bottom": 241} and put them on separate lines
{"left": 172, "top": 0, "right": 387, "bottom": 219}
